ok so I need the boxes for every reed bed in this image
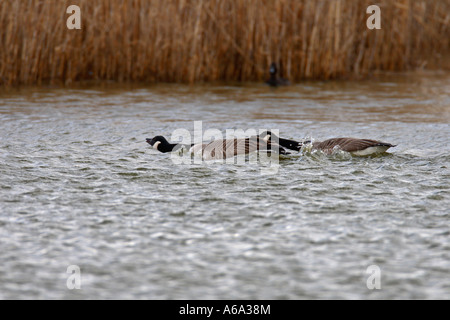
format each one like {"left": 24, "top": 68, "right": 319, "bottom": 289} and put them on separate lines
{"left": 0, "top": 0, "right": 449, "bottom": 86}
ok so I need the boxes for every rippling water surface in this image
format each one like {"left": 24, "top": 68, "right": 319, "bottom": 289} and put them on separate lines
{"left": 0, "top": 72, "right": 449, "bottom": 299}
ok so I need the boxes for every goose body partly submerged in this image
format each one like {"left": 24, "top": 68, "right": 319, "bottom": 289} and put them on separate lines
{"left": 308, "top": 138, "right": 396, "bottom": 156}
{"left": 263, "top": 132, "right": 396, "bottom": 156}
{"left": 146, "top": 134, "right": 289, "bottom": 160}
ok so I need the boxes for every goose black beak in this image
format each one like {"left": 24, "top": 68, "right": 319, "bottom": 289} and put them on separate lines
{"left": 146, "top": 138, "right": 155, "bottom": 146}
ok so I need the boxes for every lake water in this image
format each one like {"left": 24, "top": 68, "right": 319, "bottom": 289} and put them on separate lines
{"left": 0, "top": 72, "right": 449, "bottom": 299}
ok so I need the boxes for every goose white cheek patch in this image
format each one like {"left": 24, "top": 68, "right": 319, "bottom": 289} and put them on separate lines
{"left": 152, "top": 141, "right": 161, "bottom": 149}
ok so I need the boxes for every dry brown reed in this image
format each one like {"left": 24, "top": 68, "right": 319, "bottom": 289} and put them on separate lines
{"left": 0, "top": 0, "right": 449, "bottom": 86}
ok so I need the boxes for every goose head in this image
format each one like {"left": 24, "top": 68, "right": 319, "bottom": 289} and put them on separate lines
{"left": 259, "top": 131, "right": 302, "bottom": 152}
{"left": 146, "top": 135, "right": 174, "bottom": 153}
{"left": 259, "top": 130, "right": 275, "bottom": 143}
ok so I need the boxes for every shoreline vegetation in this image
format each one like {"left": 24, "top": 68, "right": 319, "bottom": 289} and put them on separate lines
{"left": 1, "top": 0, "right": 449, "bottom": 86}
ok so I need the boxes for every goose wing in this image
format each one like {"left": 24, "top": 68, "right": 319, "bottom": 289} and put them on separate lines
{"left": 313, "top": 138, "right": 394, "bottom": 153}
{"left": 201, "top": 138, "right": 286, "bottom": 160}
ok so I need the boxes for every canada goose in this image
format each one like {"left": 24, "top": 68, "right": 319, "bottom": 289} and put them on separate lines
{"left": 308, "top": 138, "right": 396, "bottom": 156}
{"left": 262, "top": 131, "right": 396, "bottom": 156}
{"left": 266, "top": 62, "right": 290, "bottom": 87}
{"left": 146, "top": 134, "right": 289, "bottom": 160}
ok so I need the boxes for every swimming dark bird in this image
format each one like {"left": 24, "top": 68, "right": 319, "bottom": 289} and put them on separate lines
{"left": 146, "top": 134, "right": 290, "bottom": 160}
{"left": 266, "top": 62, "right": 290, "bottom": 87}
{"left": 262, "top": 131, "right": 396, "bottom": 156}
